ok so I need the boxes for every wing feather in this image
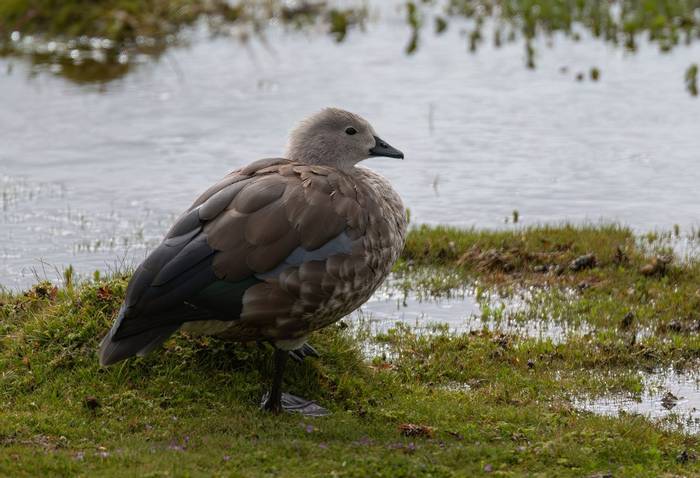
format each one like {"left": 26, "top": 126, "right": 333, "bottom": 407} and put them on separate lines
{"left": 101, "top": 159, "right": 368, "bottom": 364}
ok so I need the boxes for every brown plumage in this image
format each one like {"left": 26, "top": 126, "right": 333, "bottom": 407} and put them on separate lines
{"left": 98, "top": 108, "right": 406, "bottom": 415}
{"left": 181, "top": 160, "right": 406, "bottom": 342}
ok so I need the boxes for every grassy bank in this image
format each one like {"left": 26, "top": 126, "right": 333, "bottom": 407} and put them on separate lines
{"left": 2, "top": 224, "right": 700, "bottom": 476}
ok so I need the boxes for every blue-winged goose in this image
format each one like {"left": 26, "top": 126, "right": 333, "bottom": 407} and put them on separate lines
{"left": 99, "top": 108, "right": 407, "bottom": 415}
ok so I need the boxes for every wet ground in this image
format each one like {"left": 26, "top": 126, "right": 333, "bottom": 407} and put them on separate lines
{"left": 576, "top": 369, "right": 700, "bottom": 434}
{"left": 2, "top": 2, "right": 700, "bottom": 289}
{"left": 355, "top": 281, "right": 700, "bottom": 433}
{"left": 355, "top": 281, "right": 588, "bottom": 342}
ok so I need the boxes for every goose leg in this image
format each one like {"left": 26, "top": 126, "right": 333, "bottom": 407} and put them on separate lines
{"left": 260, "top": 347, "right": 329, "bottom": 417}
{"left": 261, "top": 347, "right": 287, "bottom": 413}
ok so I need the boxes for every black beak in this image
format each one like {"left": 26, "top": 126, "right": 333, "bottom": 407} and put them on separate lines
{"left": 369, "top": 136, "right": 404, "bottom": 159}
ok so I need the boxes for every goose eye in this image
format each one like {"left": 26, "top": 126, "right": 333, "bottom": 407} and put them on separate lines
{"left": 345, "top": 127, "right": 357, "bottom": 135}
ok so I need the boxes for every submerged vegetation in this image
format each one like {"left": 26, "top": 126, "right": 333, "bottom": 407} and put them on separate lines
{"left": 2, "top": 224, "right": 700, "bottom": 476}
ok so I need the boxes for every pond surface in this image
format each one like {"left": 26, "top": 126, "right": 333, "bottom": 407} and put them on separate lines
{"left": 2, "top": 2, "right": 700, "bottom": 289}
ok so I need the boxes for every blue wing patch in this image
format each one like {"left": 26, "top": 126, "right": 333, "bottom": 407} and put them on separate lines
{"left": 255, "top": 231, "right": 354, "bottom": 279}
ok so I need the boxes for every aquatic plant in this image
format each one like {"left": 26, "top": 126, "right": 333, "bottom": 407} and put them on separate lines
{"left": 2, "top": 0, "right": 697, "bottom": 90}
{"left": 405, "top": 0, "right": 421, "bottom": 54}
{"left": 686, "top": 63, "right": 699, "bottom": 95}
{"left": 442, "top": 0, "right": 700, "bottom": 54}
{"left": 0, "top": 0, "right": 367, "bottom": 82}
{"left": 411, "top": 0, "right": 700, "bottom": 94}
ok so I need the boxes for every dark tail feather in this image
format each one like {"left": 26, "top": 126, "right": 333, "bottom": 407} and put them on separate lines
{"left": 99, "top": 306, "right": 179, "bottom": 366}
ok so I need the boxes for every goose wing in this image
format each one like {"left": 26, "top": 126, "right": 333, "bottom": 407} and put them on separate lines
{"left": 99, "top": 158, "right": 367, "bottom": 365}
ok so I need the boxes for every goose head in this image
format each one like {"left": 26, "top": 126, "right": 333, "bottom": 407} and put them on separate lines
{"left": 286, "top": 108, "right": 403, "bottom": 170}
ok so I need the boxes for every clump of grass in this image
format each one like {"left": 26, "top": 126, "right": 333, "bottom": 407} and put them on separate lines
{"left": 401, "top": 223, "right": 635, "bottom": 275}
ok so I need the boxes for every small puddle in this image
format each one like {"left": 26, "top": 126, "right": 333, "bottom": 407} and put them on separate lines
{"left": 636, "top": 231, "right": 700, "bottom": 263}
{"left": 576, "top": 368, "right": 700, "bottom": 434}
{"left": 351, "top": 279, "right": 592, "bottom": 358}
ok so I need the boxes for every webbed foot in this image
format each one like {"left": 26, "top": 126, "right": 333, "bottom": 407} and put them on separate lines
{"left": 260, "top": 346, "right": 328, "bottom": 416}
{"left": 260, "top": 392, "right": 329, "bottom": 417}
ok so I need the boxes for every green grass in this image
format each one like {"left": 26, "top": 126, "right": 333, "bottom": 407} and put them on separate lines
{"left": 398, "top": 224, "right": 700, "bottom": 335}
{"left": 2, "top": 224, "right": 700, "bottom": 476}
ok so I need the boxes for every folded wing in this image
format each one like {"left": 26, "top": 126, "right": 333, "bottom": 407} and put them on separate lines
{"left": 99, "top": 158, "right": 367, "bottom": 365}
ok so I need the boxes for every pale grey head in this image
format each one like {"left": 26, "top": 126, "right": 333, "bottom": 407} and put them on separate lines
{"left": 286, "top": 108, "right": 404, "bottom": 170}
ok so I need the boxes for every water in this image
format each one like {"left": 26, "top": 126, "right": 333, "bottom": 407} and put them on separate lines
{"left": 2, "top": 5, "right": 700, "bottom": 289}
{"left": 355, "top": 284, "right": 700, "bottom": 434}
{"left": 576, "top": 368, "right": 700, "bottom": 434}
{"left": 354, "top": 280, "right": 590, "bottom": 342}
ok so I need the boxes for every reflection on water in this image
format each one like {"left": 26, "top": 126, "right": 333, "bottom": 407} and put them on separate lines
{"left": 576, "top": 368, "right": 700, "bottom": 434}
{"left": 0, "top": 2, "right": 367, "bottom": 84}
{"left": 354, "top": 281, "right": 589, "bottom": 342}
{"left": 355, "top": 281, "right": 700, "bottom": 433}
{"left": 2, "top": 5, "right": 700, "bottom": 289}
